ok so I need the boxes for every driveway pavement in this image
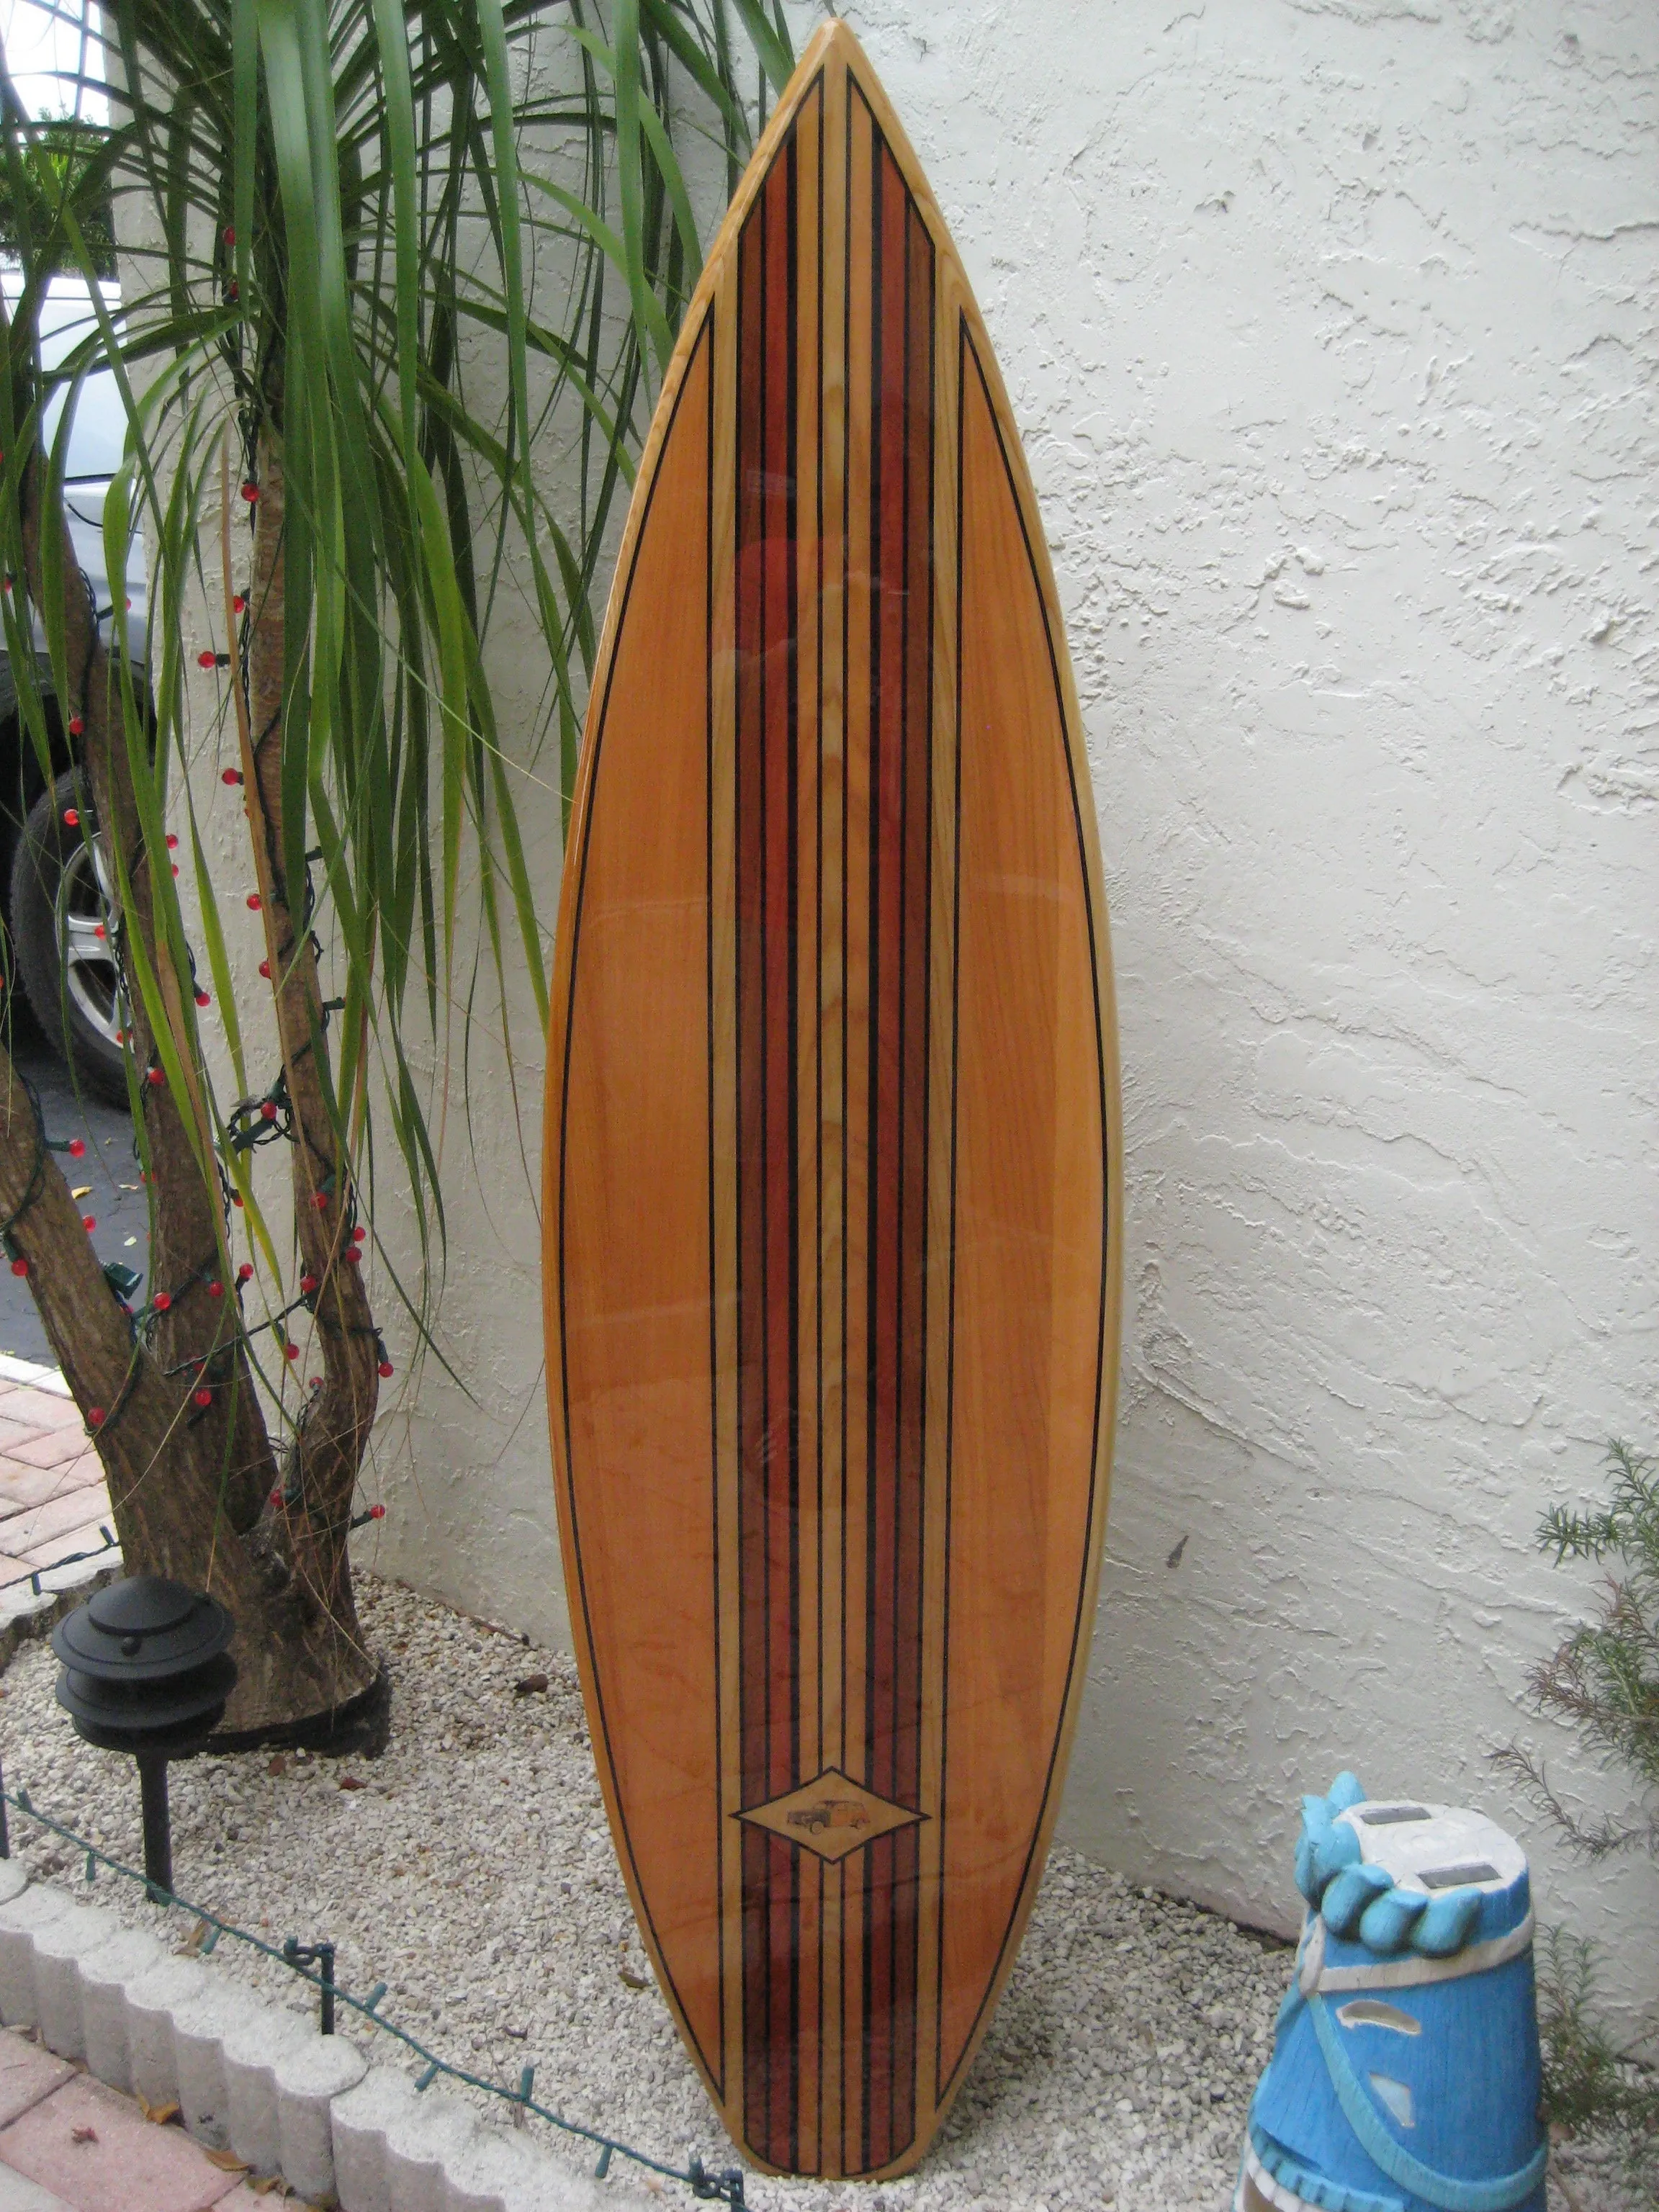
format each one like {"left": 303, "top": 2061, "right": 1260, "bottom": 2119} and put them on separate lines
{"left": 0, "top": 1363, "right": 115, "bottom": 1606}
{"left": 0, "top": 1021, "right": 148, "bottom": 1371}
{"left": 0, "top": 1025, "right": 126, "bottom": 1615}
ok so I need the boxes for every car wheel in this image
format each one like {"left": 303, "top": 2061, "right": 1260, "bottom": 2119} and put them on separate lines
{"left": 11, "top": 771, "right": 130, "bottom": 1105}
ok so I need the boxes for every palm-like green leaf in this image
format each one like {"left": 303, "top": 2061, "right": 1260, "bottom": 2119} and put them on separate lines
{"left": 0, "top": 0, "right": 795, "bottom": 1400}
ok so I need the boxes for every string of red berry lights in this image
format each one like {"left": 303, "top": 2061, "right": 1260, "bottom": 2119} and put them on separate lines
{"left": 0, "top": 570, "right": 397, "bottom": 1539}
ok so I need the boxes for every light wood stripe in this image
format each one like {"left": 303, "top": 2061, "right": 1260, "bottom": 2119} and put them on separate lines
{"left": 914, "top": 241, "right": 967, "bottom": 2132}
{"left": 794, "top": 79, "right": 822, "bottom": 1809}
{"left": 816, "top": 55, "right": 850, "bottom": 2168}
{"left": 709, "top": 248, "right": 744, "bottom": 2115}
{"left": 840, "top": 76, "right": 874, "bottom": 1827}
{"left": 839, "top": 85, "right": 876, "bottom": 2175}
{"left": 792, "top": 84, "right": 823, "bottom": 2175}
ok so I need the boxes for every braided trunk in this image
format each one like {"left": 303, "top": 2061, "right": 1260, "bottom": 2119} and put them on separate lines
{"left": 0, "top": 447, "right": 378, "bottom": 1735}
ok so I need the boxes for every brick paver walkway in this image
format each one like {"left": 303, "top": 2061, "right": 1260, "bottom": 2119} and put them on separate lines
{"left": 0, "top": 2027, "right": 267, "bottom": 2211}
{"left": 0, "top": 1362, "right": 242, "bottom": 2208}
{"left": 0, "top": 1364, "right": 117, "bottom": 1611}
{"left": 0, "top": 1380, "right": 162, "bottom": 2202}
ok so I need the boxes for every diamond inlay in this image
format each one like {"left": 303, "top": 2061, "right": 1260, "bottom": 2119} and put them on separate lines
{"left": 737, "top": 1768, "right": 925, "bottom": 1864}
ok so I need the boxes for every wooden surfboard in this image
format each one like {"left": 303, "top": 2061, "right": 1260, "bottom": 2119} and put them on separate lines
{"left": 544, "top": 19, "right": 1123, "bottom": 2180}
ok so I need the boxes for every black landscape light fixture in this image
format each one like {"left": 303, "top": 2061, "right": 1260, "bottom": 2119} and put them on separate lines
{"left": 50, "top": 1576, "right": 236, "bottom": 1901}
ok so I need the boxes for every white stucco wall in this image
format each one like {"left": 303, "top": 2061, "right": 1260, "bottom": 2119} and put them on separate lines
{"left": 366, "top": 0, "right": 1659, "bottom": 2028}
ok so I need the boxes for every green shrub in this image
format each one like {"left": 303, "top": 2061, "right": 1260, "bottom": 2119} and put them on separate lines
{"left": 1534, "top": 1925, "right": 1658, "bottom": 2154}
{"left": 1498, "top": 1442, "right": 1659, "bottom": 2179}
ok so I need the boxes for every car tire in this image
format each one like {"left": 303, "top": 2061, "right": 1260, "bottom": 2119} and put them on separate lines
{"left": 11, "top": 771, "right": 130, "bottom": 1105}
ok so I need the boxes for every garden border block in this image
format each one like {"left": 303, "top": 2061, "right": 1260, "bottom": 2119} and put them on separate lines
{"left": 76, "top": 1922, "right": 165, "bottom": 2093}
{"left": 222, "top": 1994, "right": 313, "bottom": 2177}
{"left": 124, "top": 1951, "right": 212, "bottom": 2111}
{"left": 0, "top": 1875, "right": 646, "bottom": 2208}
{"left": 29, "top": 1903, "right": 124, "bottom": 2062}
{"left": 171, "top": 1972, "right": 260, "bottom": 2148}
{"left": 0, "top": 1881, "right": 71, "bottom": 2028}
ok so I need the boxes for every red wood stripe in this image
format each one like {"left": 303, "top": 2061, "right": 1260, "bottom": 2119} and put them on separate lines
{"left": 763, "top": 130, "right": 797, "bottom": 1819}
{"left": 735, "top": 124, "right": 767, "bottom": 1814}
{"left": 837, "top": 78, "right": 874, "bottom": 2177}
{"left": 795, "top": 76, "right": 824, "bottom": 2180}
{"left": 737, "top": 138, "right": 801, "bottom": 2171}
{"left": 772, "top": 130, "right": 802, "bottom": 2170}
{"left": 858, "top": 129, "right": 933, "bottom": 2177}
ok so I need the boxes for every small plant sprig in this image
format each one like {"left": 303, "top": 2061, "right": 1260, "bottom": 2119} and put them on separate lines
{"left": 1496, "top": 1439, "right": 1659, "bottom": 2185}
{"left": 1498, "top": 1440, "right": 1659, "bottom": 1861}
{"left": 1534, "top": 1928, "right": 1658, "bottom": 2146}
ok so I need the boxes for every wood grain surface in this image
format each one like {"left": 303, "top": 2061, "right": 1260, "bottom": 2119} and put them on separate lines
{"left": 544, "top": 19, "right": 1123, "bottom": 2180}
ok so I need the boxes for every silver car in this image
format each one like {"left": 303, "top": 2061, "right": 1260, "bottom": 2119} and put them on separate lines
{"left": 1, "top": 274, "right": 146, "bottom": 1102}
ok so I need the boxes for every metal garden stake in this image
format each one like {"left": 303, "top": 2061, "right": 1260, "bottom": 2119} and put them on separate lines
{"left": 50, "top": 1576, "right": 236, "bottom": 1901}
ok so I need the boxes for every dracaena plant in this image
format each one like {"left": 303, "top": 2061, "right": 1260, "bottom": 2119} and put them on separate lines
{"left": 0, "top": 0, "right": 793, "bottom": 1733}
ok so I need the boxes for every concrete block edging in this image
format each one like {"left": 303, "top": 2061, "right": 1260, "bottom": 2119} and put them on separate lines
{"left": 0, "top": 1869, "right": 634, "bottom": 2210}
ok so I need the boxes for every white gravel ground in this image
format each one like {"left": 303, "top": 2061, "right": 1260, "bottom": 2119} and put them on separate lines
{"left": 0, "top": 1574, "right": 1629, "bottom": 2212}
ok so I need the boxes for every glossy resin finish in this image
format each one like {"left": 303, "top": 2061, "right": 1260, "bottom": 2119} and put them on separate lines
{"left": 544, "top": 20, "right": 1123, "bottom": 2180}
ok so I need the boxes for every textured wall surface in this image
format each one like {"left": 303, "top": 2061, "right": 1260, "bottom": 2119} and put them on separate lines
{"left": 368, "top": 0, "right": 1659, "bottom": 2026}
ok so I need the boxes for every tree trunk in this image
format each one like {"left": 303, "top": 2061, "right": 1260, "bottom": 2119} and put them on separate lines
{"left": 0, "top": 451, "right": 377, "bottom": 1733}
{"left": 235, "top": 422, "right": 384, "bottom": 1698}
